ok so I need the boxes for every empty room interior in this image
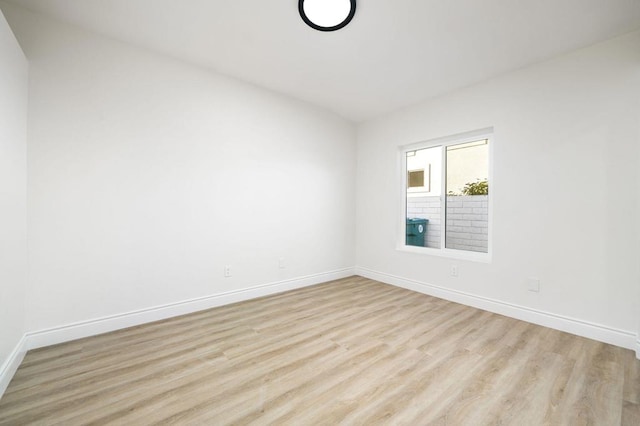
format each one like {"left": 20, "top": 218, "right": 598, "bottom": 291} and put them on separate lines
{"left": 1, "top": 0, "right": 640, "bottom": 424}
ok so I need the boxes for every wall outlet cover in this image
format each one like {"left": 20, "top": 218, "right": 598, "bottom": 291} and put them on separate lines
{"left": 450, "top": 266, "right": 459, "bottom": 277}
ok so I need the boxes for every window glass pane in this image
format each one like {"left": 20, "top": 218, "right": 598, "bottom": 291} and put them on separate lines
{"left": 445, "top": 139, "right": 489, "bottom": 253}
{"left": 406, "top": 146, "right": 442, "bottom": 248}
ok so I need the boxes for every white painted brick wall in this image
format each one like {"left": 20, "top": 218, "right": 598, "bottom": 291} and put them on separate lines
{"left": 446, "top": 195, "right": 488, "bottom": 252}
{"left": 407, "top": 195, "right": 488, "bottom": 252}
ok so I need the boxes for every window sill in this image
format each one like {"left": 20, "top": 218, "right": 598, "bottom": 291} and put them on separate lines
{"left": 396, "top": 244, "right": 492, "bottom": 263}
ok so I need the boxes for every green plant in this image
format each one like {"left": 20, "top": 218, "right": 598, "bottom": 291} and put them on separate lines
{"left": 461, "top": 179, "right": 488, "bottom": 195}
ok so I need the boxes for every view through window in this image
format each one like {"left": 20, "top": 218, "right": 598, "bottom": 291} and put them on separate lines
{"left": 405, "top": 136, "right": 490, "bottom": 254}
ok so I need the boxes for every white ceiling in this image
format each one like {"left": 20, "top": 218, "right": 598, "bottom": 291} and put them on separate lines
{"left": 5, "top": 0, "right": 640, "bottom": 122}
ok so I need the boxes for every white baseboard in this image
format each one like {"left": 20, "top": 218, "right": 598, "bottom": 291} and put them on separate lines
{"left": 356, "top": 267, "right": 637, "bottom": 352}
{"left": 0, "top": 335, "right": 27, "bottom": 399}
{"left": 25, "top": 267, "right": 355, "bottom": 351}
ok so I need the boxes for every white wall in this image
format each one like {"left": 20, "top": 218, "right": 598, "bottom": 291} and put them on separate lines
{"left": 356, "top": 31, "right": 640, "bottom": 346}
{"left": 2, "top": 5, "right": 355, "bottom": 334}
{"left": 406, "top": 146, "right": 442, "bottom": 196}
{"left": 0, "top": 7, "right": 28, "bottom": 391}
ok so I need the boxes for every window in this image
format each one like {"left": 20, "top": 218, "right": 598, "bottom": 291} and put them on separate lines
{"left": 401, "top": 130, "right": 491, "bottom": 259}
{"left": 408, "top": 169, "right": 425, "bottom": 188}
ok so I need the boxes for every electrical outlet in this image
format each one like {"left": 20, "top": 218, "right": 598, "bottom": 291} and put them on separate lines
{"left": 450, "top": 265, "right": 459, "bottom": 277}
{"left": 278, "top": 257, "right": 286, "bottom": 269}
{"left": 527, "top": 277, "right": 540, "bottom": 292}
{"left": 224, "top": 265, "right": 232, "bottom": 278}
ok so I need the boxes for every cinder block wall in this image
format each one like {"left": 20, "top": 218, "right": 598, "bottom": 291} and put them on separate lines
{"left": 445, "top": 195, "right": 488, "bottom": 252}
{"left": 407, "top": 195, "right": 488, "bottom": 252}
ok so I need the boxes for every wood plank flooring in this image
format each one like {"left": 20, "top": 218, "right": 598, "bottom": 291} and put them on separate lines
{"left": 1, "top": 276, "right": 639, "bottom": 425}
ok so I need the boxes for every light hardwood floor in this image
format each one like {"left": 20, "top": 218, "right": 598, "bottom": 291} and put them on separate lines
{"left": 1, "top": 276, "right": 639, "bottom": 425}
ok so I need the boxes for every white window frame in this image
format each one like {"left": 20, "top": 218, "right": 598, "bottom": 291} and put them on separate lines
{"left": 397, "top": 128, "right": 494, "bottom": 263}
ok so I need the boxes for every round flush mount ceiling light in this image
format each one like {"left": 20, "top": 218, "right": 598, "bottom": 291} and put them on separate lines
{"left": 299, "top": 0, "right": 356, "bottom": 32}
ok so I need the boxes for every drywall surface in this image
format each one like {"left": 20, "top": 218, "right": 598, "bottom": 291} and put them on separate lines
{"left": 3, "top": 5, "right": 356, "bottom": 332}
{"left": 0, "top": 7, "right": 27, "bottom": 378}
{"left": 356, "top": 31, "right": 640, "bottom": 336}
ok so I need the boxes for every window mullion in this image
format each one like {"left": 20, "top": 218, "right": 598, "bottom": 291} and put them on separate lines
{"left": 440, "top": 143, "right": 447, "bottom": 250}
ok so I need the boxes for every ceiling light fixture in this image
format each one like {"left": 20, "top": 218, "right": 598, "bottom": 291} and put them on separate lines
{"left": 299, "top": 0, "right": 356, "bottom": 32}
